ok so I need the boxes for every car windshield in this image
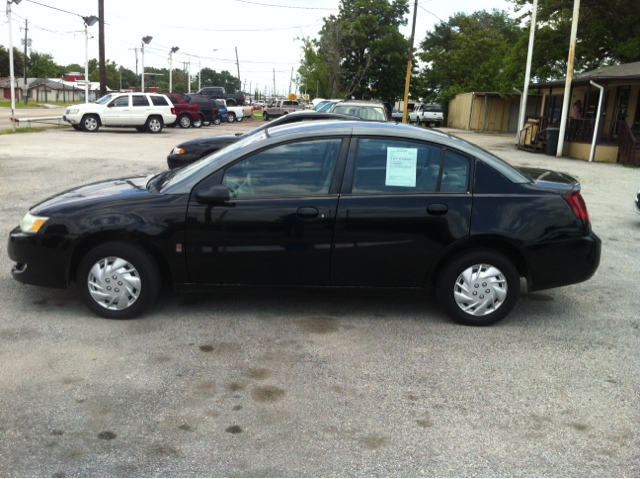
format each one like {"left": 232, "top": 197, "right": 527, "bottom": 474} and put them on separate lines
{"left": 332, "top": 105, "right": 386, "bottom": 121}
{"left": 311, "top": 101, "right": 329, "bottom": 110}
{"left": 317, "top": 102, "right": 337, "bottom": 112}
{"left": 159, "top": 132, "right": 269, "bottom": 192}
{"left": 95, "top": 94, "right": 115, "bottom": 105}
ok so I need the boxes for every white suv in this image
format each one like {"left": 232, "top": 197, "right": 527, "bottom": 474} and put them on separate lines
{"left": 63, "top": 93, "right": 177, "bottom": 133}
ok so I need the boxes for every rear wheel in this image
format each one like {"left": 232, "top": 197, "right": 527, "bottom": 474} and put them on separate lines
{"left": 236, "top": 115, "right": 244, "bottom": 122}
{"left": 213, "top": 116, "right": 221, "bottom": 125}
{"left": 80, "top": 114, "right": 100, "bottom": 132}
{"left": 192, "top": 117, "right": 202, "bottom": 128}
{"left": 146, "top": 116, "right": 163, "bottom": 133}
{"left": 77, "top": 241, "right": 161, "bottom": 320}
{"left": 227, "top": 112, "right": 236, "bottom": 123}
{"left": 437, "top": 250, "right": 520, "bottom": 326}
{"left": 178, "top": 114, "right": 192, "bottom": 128}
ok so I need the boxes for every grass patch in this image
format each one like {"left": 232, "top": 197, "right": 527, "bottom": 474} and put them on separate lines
{"left": 0, "top": 125, "right": 71, "bottom": 135}
{"left": 0, "top": 101, "right": 78, "bottom": 109}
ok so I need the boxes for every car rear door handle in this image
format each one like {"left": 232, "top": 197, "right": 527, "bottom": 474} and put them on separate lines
{"left": 427, "top": 203, "right": 448, "bottom": 215}
{"left": 297, "top": 207, "right": 319, "bottom": 219}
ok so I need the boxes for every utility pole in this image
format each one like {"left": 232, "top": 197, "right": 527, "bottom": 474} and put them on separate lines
{"left": 84, "top": 24, "right": 89, "bottom": 103}
{"left": 7, "top": 0, "right": 17, "bottom": 132}
{"left": 517, "top": 0, "right": 538, "bottom": 144}
{"left": 22, "top": 18, "right": 28, "bottom": 104}
{"left": 235, "top": 46, "right": 241, "bottom": 94}
{"left": 141, "top": 36, "right": 152, "bottom": 93}
{"left": 169, "top": 47, "right": 179, "bottom": 93}
{"left": 273, "top": 69, "right": 276, "bottom": 99}
{"left": 187, "top": 58, "right": 191, "bottom": 94}
{"left": 119, "top": 66, "right": 122, "bottom": 91}
{"left": 198, "top": 60, "right": 201, "bottom": 91}
{"left": 402, "top": 0, "right": 418, "bottom": 123}
{"left": 556, "top": 0, "right": 581, "bottom": 157}
{"left": 98, "top": 0, "right": 106, "bottom": 97}
{"left": 289, "top": 67, "right": 293, "bottom": 96}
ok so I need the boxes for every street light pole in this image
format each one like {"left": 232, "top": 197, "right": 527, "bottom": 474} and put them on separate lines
{"left": 81, "top": 16, "right": 97, "bottom": 103}
{"left": 169, "top": 47, "right": 179, "bottom": 93}
{"left": 141, "top": 36, "right": 152, "bottom": 93}
{"left": 7, "top": 0, "right": 22, "bottom": 132}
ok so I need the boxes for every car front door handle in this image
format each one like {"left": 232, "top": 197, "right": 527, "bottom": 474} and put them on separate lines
{"left": 297, "top": 207, "right": 319, "bottom": 219}
{"left": 427, "top": 203, "right": 448, "bottom": 215}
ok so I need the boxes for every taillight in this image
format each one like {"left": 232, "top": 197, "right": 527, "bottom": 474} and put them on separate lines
{"left": 563, "top": 189, "right": 590, "bottom": 230}
{"left": 240, "top": 96, "right": 245, "bottom": 102}
{"left": 171, "top": 108, "right": 175, "bottom": 114}
{"left": 193, "top": 104, "right": 197, "bottom": 109}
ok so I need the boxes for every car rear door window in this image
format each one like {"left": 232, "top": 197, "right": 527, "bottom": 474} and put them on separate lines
{"left": 440, "top": 149, "right": 470, "bottom": 192}
{"left": 352, "top": 138, "right": 446, "bottom": 194}
{"left": 132, "top": 95, "right": 150, "bottom": 107}
{"left": 150, "top": 96, "right": 169, "bottom": 106}
{"left": 223, "top": 139, "right": 343, "bottom": 198}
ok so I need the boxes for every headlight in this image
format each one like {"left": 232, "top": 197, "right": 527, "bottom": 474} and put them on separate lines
{"left": 19, "top": 212, "right": 49, "bottom": 234}
{"left": 172, "top": 147, "right": 185, "bottom": 155}
{"left": 67, "top": 109, "right": 80, "bottom": 114}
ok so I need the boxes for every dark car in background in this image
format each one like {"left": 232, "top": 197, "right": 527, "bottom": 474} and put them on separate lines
{"left": 167, "top": 111, "right": 358, "bottom": 169}
{"left": 9, "top": 121, "right": 600, "bottom": 326}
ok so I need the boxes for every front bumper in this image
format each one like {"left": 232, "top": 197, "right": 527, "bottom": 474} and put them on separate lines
{"left": 62, "top": 114, "right": 80, "bottom": 125}
{"left": 525, "top": 233, "right": 601, "bottom": 291}
{"left": 8, "top": 226, "right": 73, "bottom": 289}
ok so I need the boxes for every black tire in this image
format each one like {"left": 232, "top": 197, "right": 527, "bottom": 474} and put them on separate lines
{"left": 145, "top": 116, "right": 163, "bottom": 133}
{"left": 77, "top": 241, "right": 161, "bottom": 320}
{"left": 178, "top": 114, "right": 192, "bottom": 129}
{"left": 236, "top": 115, "right": 244, "bottom": 122}
{"left": 80, "top": 114, "right": 100, "bottom": 132}
{"left": 437, "top": 250, "right": 520, "bottom": 326}
{"left": 263, "top": 112, "right": 269, "bottom": 121}
{"left": 72, "top": 125, "right": 82, "bottom": 131}
{"left": 227, "top": 112, "right": 236, "bottom": 123}
{"left": 192, "top": 116, "right": 203, "bottom": 128}
{"left": 213, "top": 116, "right": 221, "bottom": 125}
{"left": 135, "top": 126, "right": 146, "bottom": 132}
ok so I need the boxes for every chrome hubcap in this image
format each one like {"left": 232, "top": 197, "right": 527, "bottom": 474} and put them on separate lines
{"left": 85, "top": 118, "right": 97, "bottom": 130}
{"left": 88, "top": 256, "right": 141, "bottom": 310}
{"left": 453, "top": 263, "right": 507, "bottom": 316}
{"left": 180, "top": 116, "right": 190, "bottom": 127}
{"left": 149, "top": 119, "right": 161, "bottom": 131}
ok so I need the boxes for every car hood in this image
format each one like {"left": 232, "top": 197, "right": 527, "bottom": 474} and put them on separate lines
{"left": 177, "top": 135, "right": 240, "bottom": 149}
{"left": 513, "top": 166, "right": 578, "bottom": 188}
{"left": 65, "top": 103, "right": 97, "bottom": 111}
{"left": 31, "top": 174, "right": 158, "bottom": 215}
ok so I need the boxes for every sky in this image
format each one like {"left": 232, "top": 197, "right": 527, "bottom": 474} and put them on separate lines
{"left": 1, "top": 0, "right": 519, "bottom": 95}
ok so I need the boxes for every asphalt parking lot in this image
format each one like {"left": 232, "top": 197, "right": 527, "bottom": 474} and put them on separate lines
{"left": 0, "top": 122, "right": 639, "bottom": 477}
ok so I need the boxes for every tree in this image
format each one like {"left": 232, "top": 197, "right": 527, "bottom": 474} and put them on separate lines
{"left": 28, "top": 51, "right": 61, "bottom": 78}
{"left": 89, "top": 60, "right": 125, "bottom": 90}
{"left": 296, "top": 36, "right": 332, "bottom": 98}
{"left": 200, "top": 68, "right": 239, "bottom": 93}
{"left": 508, "top": 0, "right": 640, "bottom": 79}
{"left": 0, "top": 45, "right": 25, "bottom": 78}
{"left": 416, "top": 10, "right": 524, "bottom": 109}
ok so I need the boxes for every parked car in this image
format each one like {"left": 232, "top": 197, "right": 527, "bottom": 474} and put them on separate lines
{"left": 391, "top": 109, "right": 404, "bottom": 122}
{"left": 329, "top": 100, "right": 387, "bottom": 121}
{"left": 263, "top": 99, "right": 304, "bottom": 120}
{"left": 195, "top": 86, "right": 244, "bottom": 107}
{"left": 167, "top": 111, "right": 359, "bottom": 169}
{"left": 410, "top": 104, "right": 444, "bottom": 127}
{"left": 310, "top": 100, "right": 330, "bottom": 111}
{"left": 9, "top": 121, "right": 600, "bottom": 325}
{"left": 316, "top": 100, "right": 343, "bottom": 112}
{"left": 381, "top": 102, "right": 394, "bottom": 121}
{"left": 162, "top": 93, "right": 200, "bottom": 128}
{"left": 63, "top": 93, "right": 176, "bottom": 133}
{"left": 220, "top": 99, "right": 253, "bottom": 123}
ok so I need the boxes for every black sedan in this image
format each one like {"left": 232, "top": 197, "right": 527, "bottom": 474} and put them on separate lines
{"left": 8, "top": 121, "right": 601, "bottom": 326}
{"left": 167, "top": 111, "right": 358, "bottom": 169}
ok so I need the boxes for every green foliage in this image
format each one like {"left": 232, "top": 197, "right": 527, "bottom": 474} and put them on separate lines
{"left": 89, "top": 60, "right": 126, "bottom": 90}
{"left": 199, "top": 68, "right": 239, "bottom": 93}
{"left": 297, "top": 0, "right": 411, "bottom": 102}
{"left": 28, "top": 51, "right": 60, "bottom": 78}
{"left": 508, "top": 0, "right": 640, "bottom": 77}
{"left": 416, "top": 10, "right": 524, "bottom": 110}
{"left": 0, "top": 45, "right": 25, "bottom": 77}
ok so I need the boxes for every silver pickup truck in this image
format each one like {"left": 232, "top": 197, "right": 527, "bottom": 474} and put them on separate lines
{"left": 409, "top": 104, "right": 444, "bottom": 127}
{"left": 263, "top": 100, "right": 304, "bottom": 121}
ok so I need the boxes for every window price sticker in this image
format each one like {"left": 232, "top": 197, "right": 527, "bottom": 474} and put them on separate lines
{"left": 385, "top": 147, "right": 418, "bottom": 187}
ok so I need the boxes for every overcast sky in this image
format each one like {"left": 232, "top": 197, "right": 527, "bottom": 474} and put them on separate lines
{"left": 2, "top": 0, "right": 518, "bottom": 94}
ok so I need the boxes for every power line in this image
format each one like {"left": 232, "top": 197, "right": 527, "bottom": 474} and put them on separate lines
{"left": 25, "top": 0, "right": 83, "bottom": 19}
{"left": 233, "top": 0, "right": 337, "bottom": 10}
{"left": 419, "top": 4, "right": 443, "bottom": 22}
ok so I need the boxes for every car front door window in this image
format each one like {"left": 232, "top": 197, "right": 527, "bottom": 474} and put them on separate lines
{"left": 223, "top": 139, "right": 342, "bottom": 199}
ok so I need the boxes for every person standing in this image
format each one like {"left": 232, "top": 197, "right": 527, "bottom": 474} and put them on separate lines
{"left": 573, "top": 99, "right": 583, "bottom": 119}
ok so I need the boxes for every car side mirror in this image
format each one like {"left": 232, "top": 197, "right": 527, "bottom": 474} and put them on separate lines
{"left": 107, "top": 103, "right": 114, "bottom": 108}
{"left": 194, "top": 184, "right": 230, "bottom": 202}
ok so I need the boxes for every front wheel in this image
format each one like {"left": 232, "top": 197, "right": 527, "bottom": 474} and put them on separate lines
{"left": 213, "top": 116, "right": 221, "bottom": 125}
{"left": 77, "top": 242, "right": 161, "bottom": 320}
{"left": 437, "top": 250, "right": 520, "bottom": 326}
{"left": 192, "top": 117, "right": 203, "bottom": 128}
{"left": 80, "top": 114, "right": 100, "bottom": 132}
{"left": 227, "top": 112, "right": 236, "bottom": 123}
